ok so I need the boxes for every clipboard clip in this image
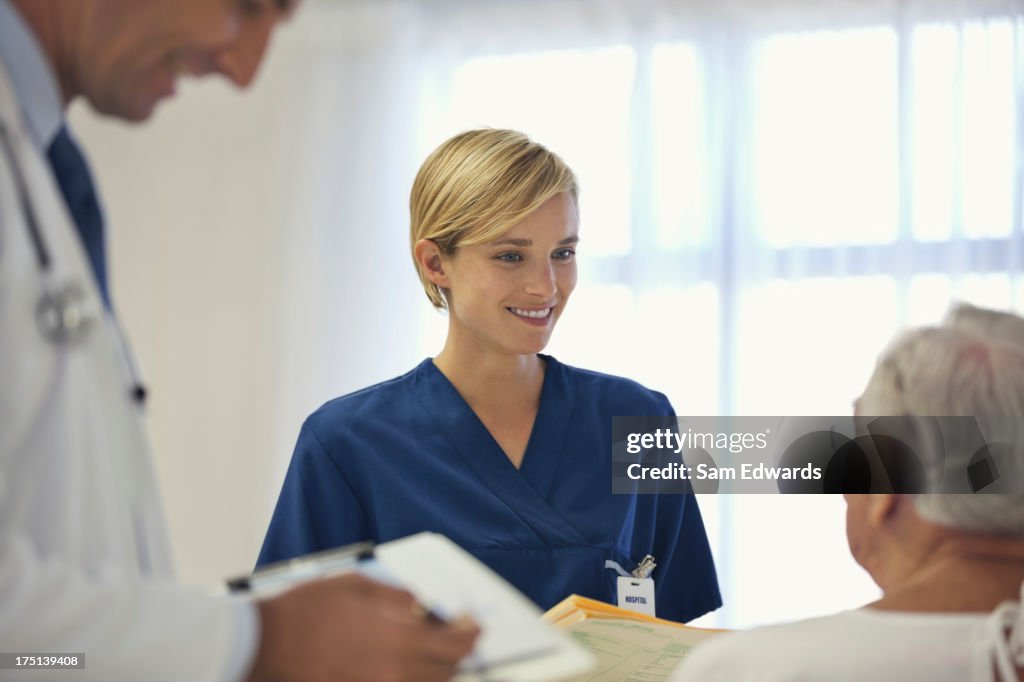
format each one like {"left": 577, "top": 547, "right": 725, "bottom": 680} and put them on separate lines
{"left": 227, "top": 541, "right": 375, "bottom": 594}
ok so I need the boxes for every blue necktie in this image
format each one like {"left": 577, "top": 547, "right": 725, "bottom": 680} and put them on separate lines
{"left": 47, "top": 126, "right": 110, "bottom": 308}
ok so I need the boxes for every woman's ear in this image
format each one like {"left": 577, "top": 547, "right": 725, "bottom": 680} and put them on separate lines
{"left": 413, "top": 239, "right": 450, "bottom": 289}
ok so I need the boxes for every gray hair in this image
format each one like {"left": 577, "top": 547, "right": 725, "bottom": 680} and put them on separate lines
{"left": 945, "top": 302, "right": 1024, "bottom": 350}
{"left": 857, "top": 316, "right": 1024, "bottom": 537}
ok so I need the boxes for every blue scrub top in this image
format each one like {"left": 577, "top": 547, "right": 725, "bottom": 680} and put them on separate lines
{"left": 258, "top": 355, "right": 721, "bottom": 622}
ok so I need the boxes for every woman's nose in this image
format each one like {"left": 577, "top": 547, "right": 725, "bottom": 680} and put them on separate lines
{"left": 524, "top": 261, "right": 557, "bottom": 298}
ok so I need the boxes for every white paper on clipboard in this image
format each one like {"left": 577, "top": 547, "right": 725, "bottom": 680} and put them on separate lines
{"left": 369, "top": 533, "right": 595, "bottom": 681}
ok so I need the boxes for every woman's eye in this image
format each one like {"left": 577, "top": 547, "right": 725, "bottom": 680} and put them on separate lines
{"left": 553, "top": 248, "right": 576, "bottom": 260}
{"left": 496, "top": 252, "right": 523, "bottom": 263}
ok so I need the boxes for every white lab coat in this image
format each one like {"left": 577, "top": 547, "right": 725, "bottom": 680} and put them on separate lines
{"left": 0, "top": 60, "right": 246, "bottom": 681}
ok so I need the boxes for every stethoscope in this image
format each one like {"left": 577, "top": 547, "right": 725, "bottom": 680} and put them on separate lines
{"left": 0, "top": 117, "right": 147, "bottom": 404}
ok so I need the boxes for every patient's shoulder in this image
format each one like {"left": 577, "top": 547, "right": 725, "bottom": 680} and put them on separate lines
{"left": 672, "top": 610, "right": 986, "bottom": 682}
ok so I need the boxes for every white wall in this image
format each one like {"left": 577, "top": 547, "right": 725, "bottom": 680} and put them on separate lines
{"left": 70, "top": 25, "right": 316, "bottom": 584}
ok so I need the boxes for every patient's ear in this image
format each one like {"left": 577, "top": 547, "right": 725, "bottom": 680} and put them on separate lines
{"left": 867, "top": 494, "right": 900, "bottom": 526}
{"left": 413, "top": 239, "right": 450, "bottom": 288}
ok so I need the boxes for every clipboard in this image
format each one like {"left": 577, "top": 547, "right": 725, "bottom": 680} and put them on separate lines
{"left": 224, "top": 533, "right": 595, "bottom": 681}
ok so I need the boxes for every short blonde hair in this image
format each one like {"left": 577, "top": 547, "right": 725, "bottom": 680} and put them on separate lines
{"left": 410, "top": 129, "right": 578, "bottom": 309}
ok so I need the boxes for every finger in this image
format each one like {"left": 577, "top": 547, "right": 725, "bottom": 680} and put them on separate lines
{"left": 326, "top": 573, "right": 418, "bottom": 608}
{"left": 448, "top": 614, "right": 479, "bottom": 632}
{"left": 398, "top": 659, "right": 465, "bottom": 682}
{"left": 411, "top": 621, "right": 481, "bottom": 665}
{"left": 359, "top": 580, "right": 419, "bottom": 608}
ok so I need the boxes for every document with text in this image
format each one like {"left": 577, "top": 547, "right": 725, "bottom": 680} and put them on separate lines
{"left": 544, "top": 595, "right": 726, "bottom": 681}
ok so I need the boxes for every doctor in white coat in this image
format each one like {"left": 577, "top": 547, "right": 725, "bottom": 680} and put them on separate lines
{"left": 0, "top": 1, "right": 477, "bottom": 680}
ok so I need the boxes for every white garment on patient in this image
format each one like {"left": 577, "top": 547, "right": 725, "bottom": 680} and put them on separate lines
{"left": 672, "top": 604, "right": 1021, "bottom": 682}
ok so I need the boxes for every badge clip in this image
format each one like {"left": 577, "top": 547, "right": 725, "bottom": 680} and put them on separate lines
{"left": 617, "top": 555, "right": 657, "bottom": 617}
{"left": 632, "top": 554, "right": 657, "bottom": 579}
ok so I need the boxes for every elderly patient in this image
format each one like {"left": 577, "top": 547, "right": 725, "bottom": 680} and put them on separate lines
{"left": 673, "top": 305, "right": 1024, "bottom": 682}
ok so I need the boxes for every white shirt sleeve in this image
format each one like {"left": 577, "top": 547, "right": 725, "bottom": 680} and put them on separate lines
{"left": 0, "top": 531, "right": 251, "bottom": 682}
{"left": 222, "top": 597, "right": 260, "bottom": 682}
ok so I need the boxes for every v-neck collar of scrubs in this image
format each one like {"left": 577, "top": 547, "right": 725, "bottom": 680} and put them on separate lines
{"left": 411, "top": 354, "right": 588, "bottom": 546}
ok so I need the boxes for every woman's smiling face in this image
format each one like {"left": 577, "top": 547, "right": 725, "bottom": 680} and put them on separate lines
{"left": 438, "top": 192, "right": 579, "bottom": 359}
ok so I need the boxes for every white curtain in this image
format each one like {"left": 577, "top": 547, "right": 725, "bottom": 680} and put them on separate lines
{"left": 74, "top": 0, "right": 1023, "bottom": 627}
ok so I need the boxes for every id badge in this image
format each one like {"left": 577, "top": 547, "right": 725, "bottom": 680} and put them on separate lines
{"left": 617, "top": 576, "right": 656, "bottom": 617}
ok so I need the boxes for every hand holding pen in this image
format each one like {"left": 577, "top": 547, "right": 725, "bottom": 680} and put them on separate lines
{"left": 246, "top": 572, "right": 479, "bottom": 682}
